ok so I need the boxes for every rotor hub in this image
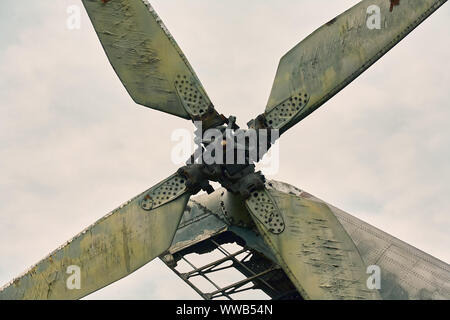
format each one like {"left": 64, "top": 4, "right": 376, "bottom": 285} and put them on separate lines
{"left": 177, "top": 115, "right": 273, "bottom": 198}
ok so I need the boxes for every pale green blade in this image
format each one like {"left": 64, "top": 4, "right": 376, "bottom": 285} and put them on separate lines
{"left": 246, "top": 187, "right": 381, "bottom": 300}
{"left": 0, "top": 174, "right": 190, "bottom": 300}
{"left": 263, "top": 0, "right": 447, "bottom": 133}
{"left": 82, "top": 0, "right": 222, "bottom": 123}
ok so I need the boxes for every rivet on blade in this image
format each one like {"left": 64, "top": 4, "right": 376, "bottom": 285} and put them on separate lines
{"left": 246, "top": 189, "right": 285, "bottom": 234}
{"left": 140, "top": 174, "right": 187, "bottom": 211}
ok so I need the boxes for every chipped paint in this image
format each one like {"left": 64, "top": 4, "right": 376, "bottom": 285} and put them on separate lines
{"left": 390, "top": 0, "right": 401, "bottom": 12}
{"left": 81, "top": 0, "right": 217, "bottom": 121}
{"left": 0, "top": 179, "right": 191, "bottom": 300}
{"left": 265, "top": 0, "right": 447, "bottom": 134}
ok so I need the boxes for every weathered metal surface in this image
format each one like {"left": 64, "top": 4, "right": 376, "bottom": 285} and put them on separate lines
{"left": 0, "top": 177, "right": 191, "bottom": 300}
{"left": 264, "top": 90, "right": 310, "bottom": 130}
{"left": 81, "top": 0, "right": 215, "bottom": 120}
{"left": 265, "top": 0, "right": 447, "bottom": 133}
{"left": 219, "top": 191, "right": 255, "bottom": 228}
{"left": 141, "top": 174, "right": 187, "bottom": 211}
{"left": 175, "top": 74, "right": 211, "bottom": 118}
{"left": 180, "top": 190, "right": 278, "bottom": 263}
{"left": 3, "top": 178, "right": 449, "bottom": 300}
{"left": 246, "top": 188, "right": 285, "bottom": 234}
{"left": 165, "top": 181, "right": 450, "bottom": 300}
{"left": 167, "top": 209, "right": 300, "bottom": 301}
{"left": 246, "top": 185, "right": 380, "bottom": 300}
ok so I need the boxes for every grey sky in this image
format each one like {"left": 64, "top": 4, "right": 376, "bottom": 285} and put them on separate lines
{"left": 0, "top": 0, "right": 449, "bottom": 299}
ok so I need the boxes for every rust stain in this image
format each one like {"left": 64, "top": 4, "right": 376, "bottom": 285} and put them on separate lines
{"left": 102, "top": 0, "right": 111, "bottom": 3}
{"left": 390, "top": 0, "right": 400, "bottom": 12}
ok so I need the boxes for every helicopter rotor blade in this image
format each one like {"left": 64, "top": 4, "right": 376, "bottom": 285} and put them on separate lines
{"left": 245, "top": 186, "right": 381, "bottom": 300}
{"left": 0, "top": 173, "right": 191, "bottom": 300}
{"left": 81, "top": 0, "right": 225, "bottom": 128}
{"left": 257, "top": 0, "right": 447, "bottom": 134}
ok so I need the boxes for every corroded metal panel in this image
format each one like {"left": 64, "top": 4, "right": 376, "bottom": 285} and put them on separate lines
{"left": 81, "top": 0, "right": 213, "bottom": 119}
{"left": 266, "top": 181, "right": 450, "bottom": 300}
{"left": 0, "top": 179, "right": 190, "bottom": 300}
{"left": 184, "top": 190, "right": 278, "bottom": 263}
{"left": 246, "top": 185, "right": 380, "bottom": 300}
{"left": 141, "top": 174, "right": 187, "bottom": 210}
{"left": 168, "top": 199, "right": 229, "bottom": 254}
{"left": 266, "top": 0, "right": 447, "bottom": 133}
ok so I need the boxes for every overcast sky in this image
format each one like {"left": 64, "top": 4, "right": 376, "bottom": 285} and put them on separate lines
{"left": 0, "top": 0, "right": 449, "bottom": 299}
